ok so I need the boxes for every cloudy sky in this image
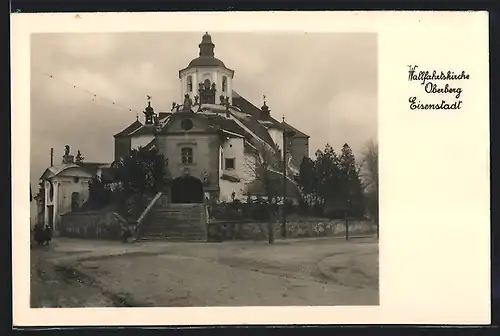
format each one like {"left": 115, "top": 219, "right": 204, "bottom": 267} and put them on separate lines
{"left": 30, "top": 32, "right": 377, "bottom": 188}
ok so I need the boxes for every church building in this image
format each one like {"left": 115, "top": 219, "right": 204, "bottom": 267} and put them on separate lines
{"left": 38, "top": 32, "right": 310, "bottom": 230}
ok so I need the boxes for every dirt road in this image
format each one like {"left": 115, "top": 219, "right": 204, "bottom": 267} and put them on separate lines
{"left": 31, "top": 236, "right": 379, "bottom": 307}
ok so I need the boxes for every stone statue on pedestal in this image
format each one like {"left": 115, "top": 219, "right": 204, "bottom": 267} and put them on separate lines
{"left": 182, "top": 94, "right": 193, "bottom": 112}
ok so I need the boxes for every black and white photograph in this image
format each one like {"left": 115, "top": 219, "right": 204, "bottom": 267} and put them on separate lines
{"left": 29, "top": 30, "right": 379, "bottom": 308}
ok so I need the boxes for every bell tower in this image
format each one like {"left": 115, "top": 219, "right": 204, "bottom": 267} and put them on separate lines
{"left": 178, "top": 32, "right": 235, "bottom": 108}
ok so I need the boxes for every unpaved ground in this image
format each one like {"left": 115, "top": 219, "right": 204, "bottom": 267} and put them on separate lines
{"left": 31, "top": 236, "right": 379, "bottom": 307}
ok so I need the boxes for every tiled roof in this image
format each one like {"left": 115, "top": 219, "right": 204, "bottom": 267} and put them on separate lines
{"left": 40, "top": 162, "right": 109, "bottom": 180}
{"left": 230, "top": 112, "right": 277, "bottom": 150}
{"left": 282, "top": 121, "right": 309, "bottom": 138}
{"left": 129, "top": 124, "right": 157, "bottom": 136}
{"left": 244, "top": 141, "right": 259, "bottom": 154}
{"left": 143, "top": 138, "right": 156, "bottom": 151}
{"left": 113, "top": 119, "right": 143, "bottom": 137}
{"left": 232, "top": 90, "right": 283, "bottom": 129}
{"left": 201, "top": 114, "right": 248, "bottom": 137}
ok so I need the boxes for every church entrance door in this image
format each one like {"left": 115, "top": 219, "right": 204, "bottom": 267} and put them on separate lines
{"left": 170, "top": 176, "right": 204, "bottom": 204}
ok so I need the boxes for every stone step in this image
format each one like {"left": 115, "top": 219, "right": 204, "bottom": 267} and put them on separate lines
{"left": 152, "top": 215, "right": 204, "bottom": 220}
{"left": 141, "top": 204, "right": 207, "bottom": 241}
{"left": 148, "top": 222, "right": 203, "bottom": 227}
{"left": 151, "top": 217, "right": 203, "bottom": 222}
{"left": 140, "top": 237, "right": 204, "bottom": 242}
{"left": 142, "top": 234, "right": 204, "bottom": 241}
{"left": 164, "top": 237, "right": 205, "bottom": 242}
{"left": 153, "top": 209, "right": 203, "bottom": 216}
{"left": 144, "top": 228, "right": 204, "bottom": 234}
{"left": 152, "top": 222, "right": 203, "bottom": 227}
{"left": 147, "top": 229, "right": 204, "bottom": 235}
{"left": 165, "top": 206, "right": 205, "bottom": 210}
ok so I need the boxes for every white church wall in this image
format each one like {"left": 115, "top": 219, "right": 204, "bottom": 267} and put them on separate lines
{"left": 268, "top": 128, "right": 284, "bottom": 157}
{"left": 242, "top": 152, "right": 257, "bottom": 184}
{"left": 219, "top": 146, "right": 224, "bottom": 177}
{"left": 42, "top": 166, "right": 93, "bottom": 230}
{"left": 55, "top": 176, "right": 91, "bottom": 215}
{"left": 218, "top": 137, "right": 253, "bottom": 202}
{"left": 180, "top": 70, "right": 198, "bottom": 101}
{"left": 222, "top": 137, "right": 245, "bottom": 175}
{"left": 219, "top": 179, "right": 245, "bottom": 202}
{"left": 180, "top": 66, "right": 234, "bottom": 105}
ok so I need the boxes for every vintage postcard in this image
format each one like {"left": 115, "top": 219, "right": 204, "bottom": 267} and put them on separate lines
{"left": 11, "top": 11, "right": 490, "bottom": 326}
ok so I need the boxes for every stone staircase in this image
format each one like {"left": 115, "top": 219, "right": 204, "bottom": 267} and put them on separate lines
{"left": 139, "top": 203, "right": 208, "bottom": 241}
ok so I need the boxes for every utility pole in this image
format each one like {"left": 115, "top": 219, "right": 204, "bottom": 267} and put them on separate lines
{"left": 50, "top": 148, "right": 54, "bottom": 167}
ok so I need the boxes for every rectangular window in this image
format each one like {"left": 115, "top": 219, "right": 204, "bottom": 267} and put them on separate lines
{"left": 181, "top": 147, "right": 194, "bottom": 164}
{"left": 225, "top": 158, "right": 235, "bottom": 170}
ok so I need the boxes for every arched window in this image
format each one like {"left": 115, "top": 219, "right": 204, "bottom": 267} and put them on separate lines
{"left": 203, "top": 78, "right": 211, "bottom": 90}
{"left": 181, "top": 147, "right": 194, "bottom": 164}
{"left": 187, "top": 75, "right": 193, "bottom": 92}
{"left": 222, "top": 76, "right": 227, "bottom": 92}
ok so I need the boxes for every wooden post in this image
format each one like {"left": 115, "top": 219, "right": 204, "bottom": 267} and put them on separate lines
{"left": 268, "top": 222, "right": 274, "bottom": 244}
{"left": 345, "top": 210, "right": 349, "bottom": 241}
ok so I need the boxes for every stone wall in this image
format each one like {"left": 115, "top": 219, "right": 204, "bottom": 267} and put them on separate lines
{"left": 59, "top": 211, "right": 128, "bottom": 240}
{"left": 207, "top": 219, "right": 376, "bottom": 242}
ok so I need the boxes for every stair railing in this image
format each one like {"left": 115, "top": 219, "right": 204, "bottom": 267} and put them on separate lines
{"left": 135, "top": 191, "right": 162, "bottom": 239}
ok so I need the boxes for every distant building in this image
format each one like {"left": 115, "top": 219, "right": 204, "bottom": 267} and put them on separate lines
{"left": 38, "top": 32, "right": 310, "bottom": 230}
{"left": 37, "top": 145, "right": 114, "bottom": 230}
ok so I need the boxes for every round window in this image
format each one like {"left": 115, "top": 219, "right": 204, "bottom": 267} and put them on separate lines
{"left": 181, "top": 118, "right": 193, "bottom": 131}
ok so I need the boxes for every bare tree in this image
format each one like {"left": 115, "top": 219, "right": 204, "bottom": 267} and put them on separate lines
{"left": 360, "top": 139, "right": 379, "bottom": 237}
{"left": 361, "top": 139, "right": 379, "bottom": 193}
{"left": 243, "top": 141, "right": 280, "bottom": 203}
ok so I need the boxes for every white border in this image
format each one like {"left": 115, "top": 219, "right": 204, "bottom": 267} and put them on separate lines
{"left": 12, "top": 11, "right": 490, "bottom": 325}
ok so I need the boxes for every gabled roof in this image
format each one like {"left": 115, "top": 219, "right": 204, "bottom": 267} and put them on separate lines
{"left": 128, "top": 124, "right": 157, "bottom": 136}
{"left": 232, "top": 90, "right": 284, "bottom": 129}
{"left": 143, "top": 138, "right": 156, "bottom": 151}
{"left": 229, "top": 111, "right": 277, "bottom": 150}
{"left": 282, "top": 121, "right": 309, "bottom": 138}
{"left": 244, "top": 141, "right": 259, "bottom": 155}
{"left": 113, "top": 119, "right": 143, "bottom": 138}
{"left": 39, "top": 162, "right": 108, "bottom": 180}
{"left": 201, "top": 113, "right": 248, "bottom": 137}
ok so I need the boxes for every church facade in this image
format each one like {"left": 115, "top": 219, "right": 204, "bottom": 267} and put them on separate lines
{"left": 38, "top": 32, "right": 310, "bottom": 230}
{"left": 114, "top": 33, "right": 310, "bottom": 204}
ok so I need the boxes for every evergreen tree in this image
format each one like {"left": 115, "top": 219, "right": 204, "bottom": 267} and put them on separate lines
{"left": 299, "top": 156, "right": 316, "bottom": 205}
{"left": 314, "top": 144, "right": 342, "bottom": 210}
{"left": 115, "top": 146, "right": 167, "bottom": 195}
{"left": 339, "top": 143, "right": 364, "bottom": 218}
{"left": 88, "top": 174, "right": 112, "bottom": 208}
